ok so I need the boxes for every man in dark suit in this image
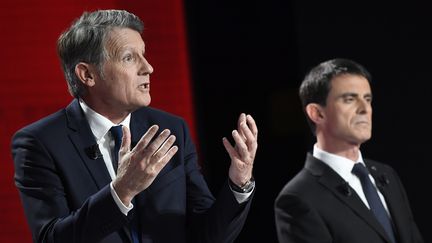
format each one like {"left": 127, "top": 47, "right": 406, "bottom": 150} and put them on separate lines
{"left": 12, "top": 10, "right": 258, "bottom": 243}
{"left": 274, "top": 58, "right": 423, "bottom": 243}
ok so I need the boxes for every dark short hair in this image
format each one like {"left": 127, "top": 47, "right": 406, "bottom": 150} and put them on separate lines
{"left": 299, "top": 58, "right": 372, "bottom": 134}
{"left": 57, "top": 10, "right": 144, "bottom": 97}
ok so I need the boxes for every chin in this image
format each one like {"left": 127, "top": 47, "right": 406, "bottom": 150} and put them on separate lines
{"left": 142, "top": 100, "right": 151, "bottom": 107}
{"left": 349, "top": 132, "right": 371, "bottom": 144}
{"left": 128, "top": 99, "right": 151, "bottom": 111}
{"left": 139, "top": 96, "right": 151, "bottom": 107}
{"left": 358, "top": 135, "right": 372, "bottom": 143}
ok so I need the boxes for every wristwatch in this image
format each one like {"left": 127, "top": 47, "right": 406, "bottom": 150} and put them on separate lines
{"left": 229, "top": 177, "right": 255, "bottom": 193}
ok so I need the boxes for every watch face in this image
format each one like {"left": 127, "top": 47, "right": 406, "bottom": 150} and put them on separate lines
{"left": 241, "top": 180, "right": 255, "bottom": 193}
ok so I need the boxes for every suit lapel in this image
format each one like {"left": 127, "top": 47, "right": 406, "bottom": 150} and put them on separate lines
{"left": 305, "top": 154, "right": 392, "bottom": 242}
{"left": 367, "top": 162, "right": 402, "bottom": 242}
{"left": 129, "top": 110, "right": 147, "bottom": 151}
{"left": 129, "top": 109, "right": 170, "bottom": 242}
{"left": 67, "top": 100, "right": 136, "bottom": 243}
{"left": 65, "top": 100, "right": 112, "bottom": 189}
{"left": 128, "top": 108, "right": 181, "bottom": 198}
{"left": 129, "top": 110, "right": 149, "bottom": 230}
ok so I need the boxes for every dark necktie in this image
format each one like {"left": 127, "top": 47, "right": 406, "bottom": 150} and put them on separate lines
{"left": 110, "top": 125, "right": 123, "bottom": 173}
{"left": 352, "top": 163, "right": 396, "bottom": 243}
{"left": 110, "top": 125, "right": 140, "bottom": 243}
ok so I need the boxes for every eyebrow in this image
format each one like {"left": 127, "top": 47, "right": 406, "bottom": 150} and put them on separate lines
{"left": 339, "top": 92, "right": 373, "bottom": 99}
{"left": 115, "top": 45, "right": 145, "bottom": 55}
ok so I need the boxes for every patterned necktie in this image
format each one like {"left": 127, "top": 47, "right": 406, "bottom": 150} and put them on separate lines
{"left": 110, "top": 125, "right": 140, "bottom": 243}
{"left": 352, "top": 163, "right": 396, "bottom": 243}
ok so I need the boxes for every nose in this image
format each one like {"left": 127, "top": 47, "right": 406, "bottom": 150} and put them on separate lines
{"left": 357, "top": 98, "right": 372, "bottom": 114}
{"left": 139, "top": 56, "right": 154, "bottom": 75}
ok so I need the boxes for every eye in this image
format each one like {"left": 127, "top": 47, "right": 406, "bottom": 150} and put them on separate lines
{"left": 343, "top": 97, "right": 355, "bottom": 103}
{"left": 123, "top": 54, "right": 134, "bottom": 62}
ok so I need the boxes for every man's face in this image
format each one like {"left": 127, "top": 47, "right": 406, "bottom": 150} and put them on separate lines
{"left": 320, "top": 74, "right": 372, "bottom": 146}
{"left": 92, "top": 27, "right": 153, "bottom": 112}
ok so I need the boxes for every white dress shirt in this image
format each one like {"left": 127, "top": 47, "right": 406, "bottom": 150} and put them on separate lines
{"left": 313, "top": 145, "right": 391, "bottom": 216}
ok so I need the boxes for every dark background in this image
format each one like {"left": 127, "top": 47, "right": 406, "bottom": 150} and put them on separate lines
{"left": 185, "top": 0, "right": 431, "bottom": 242}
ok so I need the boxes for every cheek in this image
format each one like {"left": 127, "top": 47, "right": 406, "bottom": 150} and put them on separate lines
{"left": 106, "top": 70, "right": 131, "bottom": 90}
{"left": 331, "top": 113, "right": 352, "bottom": 132}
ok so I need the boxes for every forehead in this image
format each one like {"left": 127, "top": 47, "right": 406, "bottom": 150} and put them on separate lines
{"left": 104, "top": 27, "right": 145, "bottom": 53}
{"left": 330, "top": 74, "right": 371, "bottom": 94}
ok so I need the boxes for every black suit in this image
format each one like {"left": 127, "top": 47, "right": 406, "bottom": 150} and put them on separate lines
{"left": 275, "top": 153, "right": 423, "bottom": 243}
{"left": 12, "top": 99, "right": 252, "bottom": 243}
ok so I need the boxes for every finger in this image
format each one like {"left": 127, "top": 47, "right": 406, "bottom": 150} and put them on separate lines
{"left": 152, "top": 135, "right": 176, "bottom": 162}
{"left": 232, "top": 130, "right": 249, "bottom": 158}
{"left": 237, "top": 113, "right": 246, "bottom": 128}
{"left": 141, "top": 129, "right": 171, "bottom": 156}
{"left": 237, "top": 113, "right": 247, "bottom": 140}
{"left": 222, "top": 137, "right": 238, "bottom": 160}
{"left": 246, "top": 114, "right": 258, "bottom": 138}
{"left": 119, "top": 126, "right": 131, "bottom": 157}
{"left": 132, "top": 125, "right": 159, "bottom": 153}
{"left": 152, "top": 145, "right": 178, "bottom": 172}
{"left": 239, "top": 121, "right": 257, "bottom": 151}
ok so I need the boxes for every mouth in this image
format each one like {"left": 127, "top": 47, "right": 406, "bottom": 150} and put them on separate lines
{"left": 139, "top": 83, "right": 150, "bottom": 90}
{"left": 355, "top": 121, "right": 370, "bottom": 127}
{"left": 353, "top": 117, "right": 370, "bottom": 124}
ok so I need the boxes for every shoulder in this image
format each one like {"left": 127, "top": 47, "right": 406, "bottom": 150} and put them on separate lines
{"left": 277, "top": 167, "right": 319, "bottom": 200}
{"left": 275, "top": 168, "right": 325, "bottom": 217}
{"left": 13, "top": 108, "right": 67, "bottom": 139}
{"left": 278, "top": 154, "right": 330, "bottom": 197}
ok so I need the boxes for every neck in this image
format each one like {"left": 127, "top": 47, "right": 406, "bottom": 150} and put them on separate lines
{"left": 316, "top": 136, "right": 361, "bottom": 162}
{"left": 81, "top": 97, "right": 130, "bottom": 124}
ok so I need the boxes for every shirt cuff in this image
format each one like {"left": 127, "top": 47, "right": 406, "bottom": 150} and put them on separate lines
{"left": 110, "top": 182, "right": 134, "bottom": 216}
{"left": 230, "top": 185, "right": 254, "bottom": 204}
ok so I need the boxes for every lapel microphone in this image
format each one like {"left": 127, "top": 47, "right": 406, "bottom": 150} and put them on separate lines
{"left": 339, "top": 181, "right": 352, "bottom": 196}
{"left": 377, "top": 173, "right": 390, "bottom": 188}
{"left": 85, "top": 144, "right": 103, "bottom": 160}
{"left": 369, "top": 165, "right": 390, "bottom": 188}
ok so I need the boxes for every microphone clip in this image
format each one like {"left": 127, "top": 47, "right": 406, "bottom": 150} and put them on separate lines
{"left": 85, "top": 144, "right": 103, "bottom": 160}
{"left": 338, "top": 181, "right": 352, "bottom": 197}
{"left": 377, "top": 173, "right": 390, "bottom": 188}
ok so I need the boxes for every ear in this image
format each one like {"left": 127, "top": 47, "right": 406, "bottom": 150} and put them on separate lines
{"left": 75, "top": 62, "right": 97, "bottom": 87}
{"left": 305, "top": 103, "right": 325, "bottom": 124}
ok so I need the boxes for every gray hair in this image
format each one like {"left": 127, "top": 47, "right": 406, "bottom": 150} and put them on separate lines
{"left": 57, "top": 10, "right": 144, "bottom": 97}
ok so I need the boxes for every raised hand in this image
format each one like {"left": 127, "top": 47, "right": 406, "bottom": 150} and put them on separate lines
{"left": 223, "top": 113, "right": 258, "bottom": 187}
{"left": 113, "top": 125, "right": 178, "bottom": 205}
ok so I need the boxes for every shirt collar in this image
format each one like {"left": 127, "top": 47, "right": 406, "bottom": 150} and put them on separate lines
{"left": 313, "top": 144, "right": 365, "bottom": 181}
{"left": 79, "top": 99, "right": 131, "bottom": 142}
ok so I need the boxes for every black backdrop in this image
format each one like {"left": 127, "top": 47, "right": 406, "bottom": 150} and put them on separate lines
{"left": 185, "top": 0, "right": 431, "bottom": 242}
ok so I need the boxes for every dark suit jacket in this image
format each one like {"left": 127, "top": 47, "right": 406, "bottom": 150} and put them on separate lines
{"left": 274, "top": 153, "right": 423, "bottom": 243}
{"left": 12, "top": 99, "right": 252, "bottom": 243}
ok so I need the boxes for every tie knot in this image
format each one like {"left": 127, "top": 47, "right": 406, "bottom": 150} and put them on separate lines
{"left": 110, "top": 125, "right": 123, "bottom": 145}
{"left": 352, "top": 163, "right": 370, "bottom": 179}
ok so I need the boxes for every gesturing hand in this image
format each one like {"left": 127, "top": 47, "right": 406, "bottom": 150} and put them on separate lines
{"left": 223, "top": 113, "right": 258, "bottom": 187}
{"left": 113, "top": 125, "right": 178, "bottom": 205}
